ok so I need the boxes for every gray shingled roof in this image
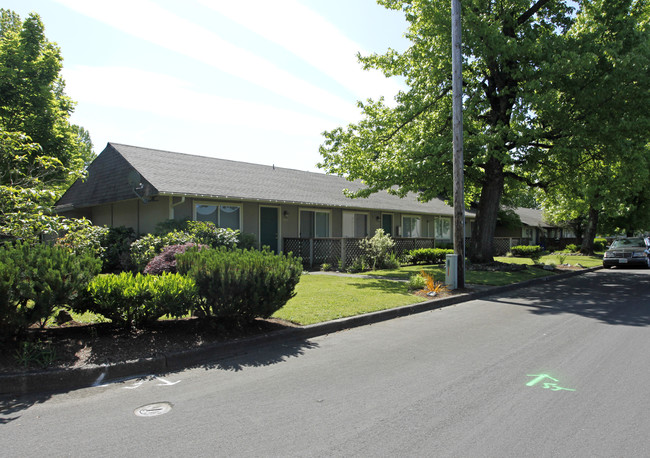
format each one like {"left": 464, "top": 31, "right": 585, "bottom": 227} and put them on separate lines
{"left": 512, "top": 207, "right": 554, "bottom": 228}
{"left": 58, "top": 143, "right": 462, "bottom": 216}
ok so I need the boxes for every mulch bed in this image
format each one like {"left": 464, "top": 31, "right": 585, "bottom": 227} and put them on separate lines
{"left": 0, "top": 317, "right": 297, "bottom": 375}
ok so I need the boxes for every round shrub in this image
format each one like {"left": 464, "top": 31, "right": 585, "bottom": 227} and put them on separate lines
{"left": 184, "top": 221, "right": 239, "bottom": 249}
{"left": 565, "top": 243, "right": 579, "bottom": 253}
{"left": 84, "top": 272, "right": 198, "bottom": 328}
{"left": 177, "top": 247, "right": 302, "bottom": 321}
{"left": 0, "top": 242, "right": 101, "bottom": 338}
{"left": 593, "top": 238, "right": 607, "bottom": 252}
{"left": 155, "top": 220, "right": 240, "bottom": 249}
{"left": 407, "top": 273, "right": 426, "bottom": 291}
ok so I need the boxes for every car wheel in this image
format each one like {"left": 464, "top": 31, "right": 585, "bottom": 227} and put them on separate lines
{"left": 646, "top": 257, "right": 650, "bottom": 269}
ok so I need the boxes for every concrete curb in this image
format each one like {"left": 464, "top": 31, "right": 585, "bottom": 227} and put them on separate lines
{"left": 0, "top": 266, "right": 601, "bottom": 396}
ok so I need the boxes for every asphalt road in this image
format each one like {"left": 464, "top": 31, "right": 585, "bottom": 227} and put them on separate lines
{"left": 2, "top": 269, "right": 650, "bottom": 457}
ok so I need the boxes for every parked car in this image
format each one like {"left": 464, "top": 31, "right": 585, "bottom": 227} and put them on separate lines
{"left": 602, "top": 237, "right": 650, "bottom": 268}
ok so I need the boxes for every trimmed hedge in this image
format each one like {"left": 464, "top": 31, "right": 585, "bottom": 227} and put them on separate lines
{"left": 83, "top": 272, "right": 198, "bottom": 328}
{"left": 0, "top": 242, "right": 101, "bottom": 338}
{"left": 177, "top": 247, "right": 302, "bottom": 321}
{"left": 510, "top": 245, "right": 542, "bottom": 258}
{"left": 407, "top": 248, "right": 454, "bottom": 265}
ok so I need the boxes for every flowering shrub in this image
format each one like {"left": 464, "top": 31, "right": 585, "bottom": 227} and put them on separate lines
{"left": 184, "top": 221, "right": 239, "bottom": 249}
{"left": 358, "top": 229, "right": 397, "bottom": 270}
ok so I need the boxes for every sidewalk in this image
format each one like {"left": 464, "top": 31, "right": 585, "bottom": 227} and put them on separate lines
{"left": 0, "top": 267, "right": 601, "bottom": 396}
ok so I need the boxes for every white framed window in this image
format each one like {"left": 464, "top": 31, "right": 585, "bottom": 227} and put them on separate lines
{"left": 434, "top": 217, "right": 451, "bottom": 239}
{"left": 402, "top": 215, "right": 421, "bottom": 238}
{"left": 299, "top": 209, "right": 330, "bottom": 238}
{"left": 343, "top": 212, "right": 369, "bottom": 238}
{"left": 194, "top": 202, "right": 242, "bottom": 231}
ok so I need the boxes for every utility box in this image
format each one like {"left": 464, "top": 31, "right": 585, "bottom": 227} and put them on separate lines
{"left": 445, "top": 254, "right": 459, "bottom": 290}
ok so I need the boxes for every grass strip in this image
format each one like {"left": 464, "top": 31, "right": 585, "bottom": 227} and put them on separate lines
{"left": 273, "top": 274, "right": 428, "bottom": 326}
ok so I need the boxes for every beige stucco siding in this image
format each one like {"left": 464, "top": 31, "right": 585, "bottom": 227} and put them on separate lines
{"left": 110, "top": 200, "right": 138, "bottom": 231}
{"left": 138, "top": 198, "right": 169, "bottom": 234}
{"left": 242, "top": 203, "right": 258, "bottom": 236}
{"left": 330, "top": 208, "right": 342, "bottom": 237}
{"left": 91, "top": 198, "right": 167, "bottom": 234}
{"left": 90, "top": 204, "right": 112, "bottom": 227}
{"left": 280, "top": 205, "right": 299, "bottom": 238}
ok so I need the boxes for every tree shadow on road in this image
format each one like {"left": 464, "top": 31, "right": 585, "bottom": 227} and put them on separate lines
{"left": 489, "top": 269, "right": 650, "bottom": 326}
{"left": 0, "top": 393, "right": 51, "bottom": 424}
{"left": 192, "top": 336, "right": 320, "bottom": 372}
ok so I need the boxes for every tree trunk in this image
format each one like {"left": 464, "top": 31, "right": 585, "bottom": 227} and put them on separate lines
{"left": 580, "top": 206, "right": 598, "bottom": 255}
{"left": 469, "top": 157, "right": 505, "bottom": 263}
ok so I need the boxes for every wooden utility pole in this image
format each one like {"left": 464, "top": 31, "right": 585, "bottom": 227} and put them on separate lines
{"left": 451, "top": 0, "right": 465, "bottom": 288}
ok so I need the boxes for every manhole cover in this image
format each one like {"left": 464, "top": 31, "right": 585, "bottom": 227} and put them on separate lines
{"left": 134, "top": 402, "right": 173, "bottom": 417}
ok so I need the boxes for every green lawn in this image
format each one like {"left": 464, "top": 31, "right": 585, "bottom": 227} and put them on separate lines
{"left": 494, "top": 253, "right": 603, "bottom": 268}
{"left": 66, "top": 255, "right": 603, "bottom": 328}
{"left": 272, "top": 274, "right": 428, "bottom": 325}
{"left": 360, "top": 263, "right": 557, "bottom": 286}
{"left": 273, "top": 257, "right": 576, "bottom": 325}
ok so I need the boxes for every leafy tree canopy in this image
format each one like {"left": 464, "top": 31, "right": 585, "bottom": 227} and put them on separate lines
{"left": 0, "top": 9, "right": 95, "bottom": 241}
{"left": 0, "top": 9, "right": 94, "bottom": 188}
{"left": 319, "top": 0, "right": 650, "bottom": 261}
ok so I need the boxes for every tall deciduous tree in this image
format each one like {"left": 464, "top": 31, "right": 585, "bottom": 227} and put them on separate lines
{"left": 533, "top": 0, "right": 650, "bottom": 252}
{"left": 319, "top": 0, "right": 649, "bottom": 262}
{"left": 0, "top": 9, "right": 92, "bottom": 190}
{"left": 0, "top": 9, "right": 94, "bottom": 240}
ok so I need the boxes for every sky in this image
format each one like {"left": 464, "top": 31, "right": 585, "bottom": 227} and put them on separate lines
{"left": 4, "top": 0, "right": 410, "bottom": 172}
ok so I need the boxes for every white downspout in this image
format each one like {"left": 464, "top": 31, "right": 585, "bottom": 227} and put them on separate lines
{"left": 169, "top": 196, "right": 186, "bottom": 219}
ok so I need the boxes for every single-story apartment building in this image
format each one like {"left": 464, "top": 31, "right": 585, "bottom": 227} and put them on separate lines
{"left": 56, "top": 143, "right": 476, "bottom": 264}
{"left": 493, "top": 207, "right": 578, "bottom": 254}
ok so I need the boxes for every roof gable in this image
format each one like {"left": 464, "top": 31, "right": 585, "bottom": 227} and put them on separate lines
{"left": 57, "top": 144, "right": 157, "bottom": 208}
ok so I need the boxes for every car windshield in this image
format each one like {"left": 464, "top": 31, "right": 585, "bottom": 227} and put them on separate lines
{"left": 610, "top": 239, "right": 646, "bottom": 248}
